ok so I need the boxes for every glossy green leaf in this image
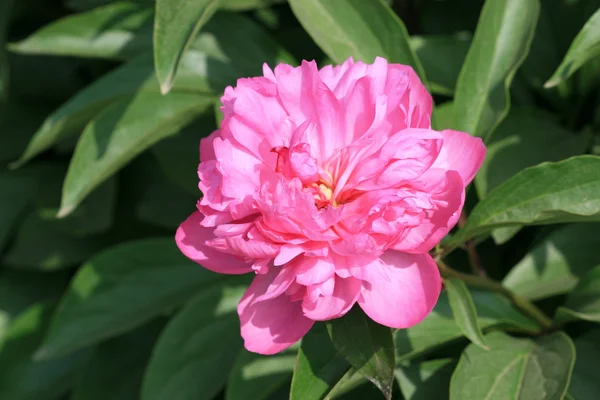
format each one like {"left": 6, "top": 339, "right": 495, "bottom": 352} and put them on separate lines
{"left": 153, "top": 0, "right": 220, "bottom": 93}
{"left": 59, "top": 92, "right": 213, "bottom": 217}
{"left": 0, "top": 302, "right": 89, "bottom": 400}
{"left": 290, "top": 324, "right": 349, "bottom": 400}
{"left": 569, "top": 328, "right": 600, "bottom": 399}
{"left": 475, "top": 109, "right": 588, "bottom": 198}
{"left": 395, "top": 359, "right": 456, "bottom": 400}
{"left": 73, "top": 320, "right": 165, "bottom": 400}
{"left": 411, "top": 35, "right": 470, "bottom": 96}
{"left": 288, "top": 0, "right": 427, "bottom": 85}
{"left": 395, "top": 289, "right": 539, "bottom": 362}
{"left": 8, "top": 3, "right": 153, "bottom": 60}
{"left": 2, "top": 213, "right": 111, "bottom": 270}
{"left": 142, "top": 281, "right": 247, "bottom": 400}
{"left": 444, "top": 279, "right": 488, "bottom": 350}
{"left": 555, "top": 265, "right": 600, "bottom": 324}
{"left": 326, "top": 306, "right": 395, "bottom": 400}
{"left": 546, "top": 8, "right": 600, "bottom": 88}
{"left": 431, "top": 101, "right": 455, "bottom": 131}
{"left": 452, "top": 0, "right": 540, "bottom": 139}
{"left": 14, "top": 13, "right": 289, "bottom": 167}
{"left": 503, "top": 223, "right": 600, "bottom": 300}
{"left": 66, "top": 0, "right": 154, "bottom": 11}
{"left": 450, "top": 331, "right": 575, "bottom": 400}
{"left": 474, "top": 108, "right": 588, "bottom": 244}
{"left": 226, "top": 347, "right": 296, "bottom": 400}
{"left": 36, "top": 238, "right": 224, "bottom": 359}
{"left": 450, "top": 156, "right": 600, "bottom": 246}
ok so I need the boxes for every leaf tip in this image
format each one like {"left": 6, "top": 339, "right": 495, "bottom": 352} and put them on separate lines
{"left": 543, "top": 78, "right": 560, "bottom": 89}
{"left": 57, "top": 203, "right": 75, "bottom": 219}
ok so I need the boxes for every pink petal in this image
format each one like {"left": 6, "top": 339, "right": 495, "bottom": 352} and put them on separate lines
{"left": 175, "top": 211, "right": 252, "bottom": 274}
{"left": 238, "top": 269, "right": 314, "bottom": 355}
{"left": 358, "top": 251, "right": 441, "bottom": 329}
{"left": 393, "top": 169, "right": 464, "bottom": 254}
{"left": 432, "top": 130, "right": 486, "bottom": 185}
{"left": 302, "top": 276, "right": 361, "bottom": 320}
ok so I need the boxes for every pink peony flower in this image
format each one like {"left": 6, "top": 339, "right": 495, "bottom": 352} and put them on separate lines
{"left": 176, "top": 57, "right": 485, "bottom": 355}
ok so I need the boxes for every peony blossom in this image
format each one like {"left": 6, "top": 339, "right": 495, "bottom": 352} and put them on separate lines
{"left": 176, "top": 57, "right": 485, "bottom": 355}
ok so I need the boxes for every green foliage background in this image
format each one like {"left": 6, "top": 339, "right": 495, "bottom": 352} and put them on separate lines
{"left": 1, "top": 0, "right": 600, "bottom": 399}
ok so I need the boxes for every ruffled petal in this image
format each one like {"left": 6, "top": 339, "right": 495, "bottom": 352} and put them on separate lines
{"left": 175, "top": 211, "right": 252, "bottom": 274}
{"left": 432, "top": 130, "right": 486, "bottom": 185}
{"left": 238, "top": 269, "right": 314, "bottom": 355}
{"left": 358, "top": 251, "right": 441, "bottom": 329}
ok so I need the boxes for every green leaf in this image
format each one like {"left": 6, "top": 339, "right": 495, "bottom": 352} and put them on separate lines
{"left": 153, "top": 0, "right": 220, "bottom": 93}
{"left": 395, "top": 289, "right": 539, "bottom": 362}
{"left": 2, "top": 212, "right": 111, "bottom": 270}
{"left": 431, "top": 101, "right": 455, "bottom": 131}
{"left": 452, "top": 0, "right": 540, "bottom": 139}
{"left": 66, "top": 0, "right": 154, "bottom": 11}
{"left": 395, "top": 359, "right": 456, "bottom": 400}
{"left": 474, "top": 108, "right": 588, "bottom": 244}
{"left": 136, "top": 176, "right": 197, "bottom": 228}
{"left": 288, "top": 0, "right": 428, "bottom": 85}
{"left": 569, "top": 328, "right": 600, "bottom": 399}
{"left": 142, "top": 280, "right": 247, "bottom": 400}
{"left": 411, "top": 35, "right": 470, "bottom": 96}
{"left": 555, "top": 265, "right": 600, "bottom": 324}
{"left": 220, "top": 0, "right": 285, "bottom": 10}
{"left": 0, "top": 270, "right": 70, "bottom": 345}
{"left": 14, "top": 13, "right": 289, "bottom": 167}
{"left": 73, "top": 320, "right": 165, "bottom": 400}
{"left": 59, "top": 91, "right": 213, "bottom": 217}
{"left": 444, "top": 278, "right": 488, "bottom": 350}
{"left": 545, "top": 8, "right": 600, "bottom": 88}
{"left": 0, "top": 102, "right": 55, "bottom": 165}
{"left": 326, "top": 306, "right": 395, "bottom": 400}
{"left": 0, "top": 302, "right": 89, "bottom": 400}
{"left": 450, "top": 156, "right": 600, "bottom": 246}
{"left": 227, "top": 348, "right": 296, "bottom": 400}
{"left": 152, "top": 115, "right": 215, "bottom": 195}
{"left": 503, "top": 223, "right": 600, "bottom": 300}
{"left": 475, "top": 108, "right": 589, "bottom": 198}
{"left": 0, "top": 169, "right": 38, "bottom": 252}
{"left": 8, "top": 3, "right": 154, "bottom": 60}
{"left": 450, "top": 331, "right": 575, "bottom": 400}
{"left": 290, "top": 324, "right": 350, "bottom": 400}
{"left": 36, "top": 238, "right": 224, "bottom": 359}
{"left": 35, "top": 165, "right": 117, "bottom": 237}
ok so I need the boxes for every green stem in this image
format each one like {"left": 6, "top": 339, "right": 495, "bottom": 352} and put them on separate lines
{"left": 437, "top": 261, "right": 552, "bottom": 329}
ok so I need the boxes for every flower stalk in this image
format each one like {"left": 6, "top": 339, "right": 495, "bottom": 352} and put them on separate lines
{"left": 437, "top": 260, "right": 552, "bottom": 329}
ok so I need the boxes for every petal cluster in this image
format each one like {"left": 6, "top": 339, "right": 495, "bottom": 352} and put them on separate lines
{"left": 176, "top": 57, "right": 485, "bottom": 354}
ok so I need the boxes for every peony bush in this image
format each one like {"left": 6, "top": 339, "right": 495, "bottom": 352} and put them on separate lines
{"left": 0, "top": 0, "right": 599, "bottom": 399}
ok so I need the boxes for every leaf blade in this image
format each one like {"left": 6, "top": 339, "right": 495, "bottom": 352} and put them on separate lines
{"left": 288, "top": 0, "right": 427, "bottom": 85}
{"left": 444, "top": 278, "right": 488, "bottom": 350}
{"left": 452, "top": 0, "right": 540, "bottom": 139}
{"left": 545, "top": 8, "right": 600, "bottom": 88}
{"left": 153, "top": 0, "right": 220, "bottom": 93}
{"left": 326, "top": 306, "right": 395, "bottom": 400}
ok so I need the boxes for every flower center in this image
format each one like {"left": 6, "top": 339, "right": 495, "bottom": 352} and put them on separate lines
{"left": 313, "top": 182, "right": 334, "bottom": 209}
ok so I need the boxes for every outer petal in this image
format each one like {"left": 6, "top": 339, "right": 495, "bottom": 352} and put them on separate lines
{"left": 358, "top": 251, "right": 441, "bottom": 329}
{"left": 393, "top": 169, "right": 464, "bottom": 254}
{"left": 302, "top": 276, "right": 362, "bottom": 320}
{"left": 175, "top": 211, "right": 252, "bottom": 274}
{"left": 432, "top": 130, "right": 486, "bottom": 185}
{"left": 238, "top": 269, "right": 314, "bottom": 355}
